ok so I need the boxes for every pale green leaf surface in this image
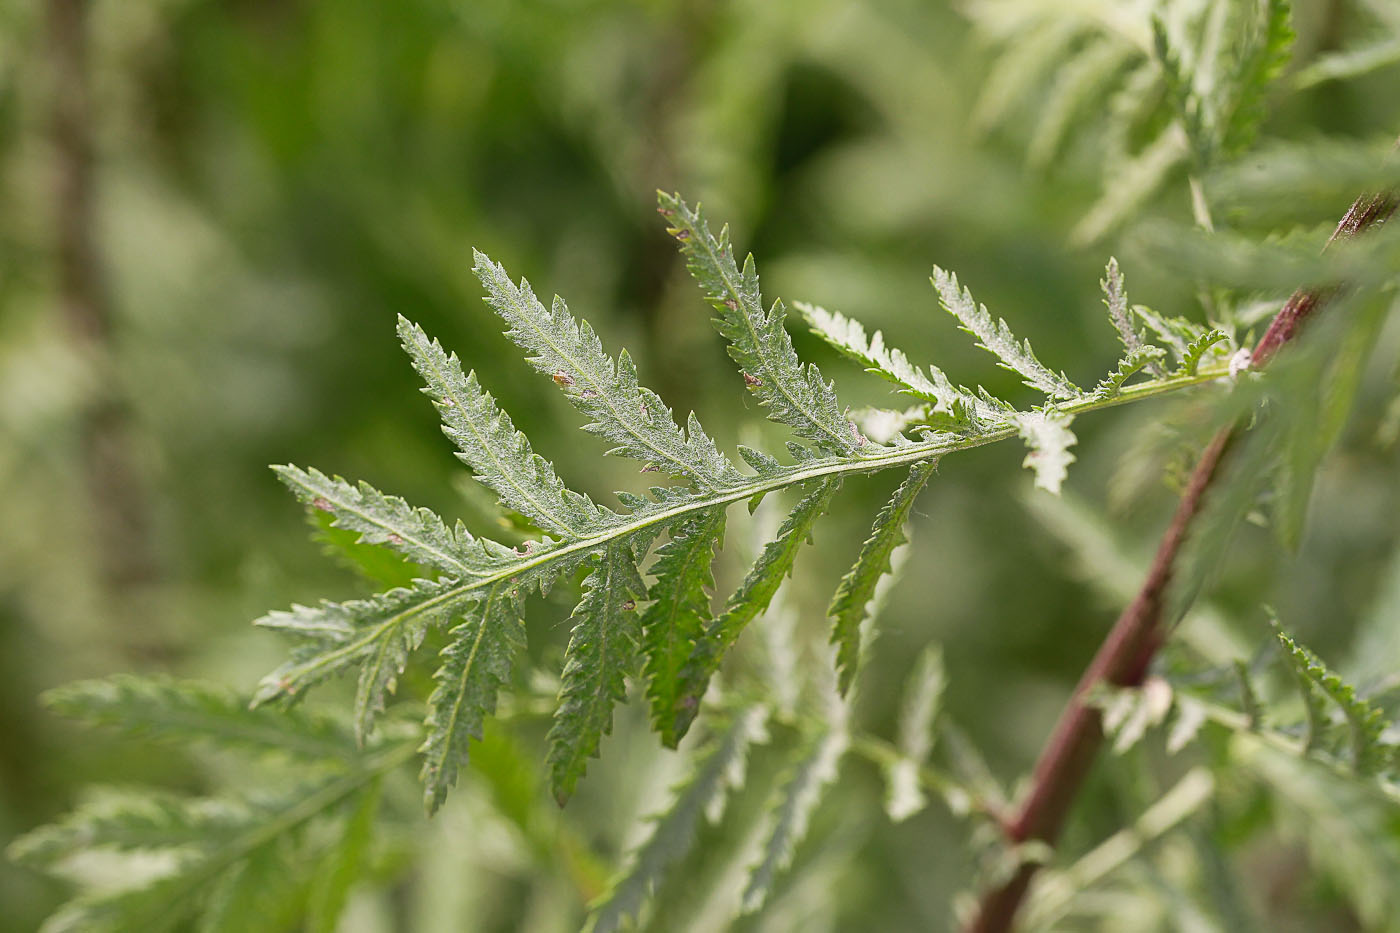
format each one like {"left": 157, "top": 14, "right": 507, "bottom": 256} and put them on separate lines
{"left": 252, "top": 578, "right": 481, "bottom": 740}
{"left": 931, "top": 267, "right": 1080, "bottom": 401}
{"left": 1012, "top": 410, "right": 1078, "bottom": 495}
{"left": 274, "top": 464, "right": 508, "bottom": 578}
{"left": 400, "top": 315, "right": 616, "bottom": 536}
{"left": 829, "top": 460, "right": 936, "bottom": 694}
{"left": 795, "top": 300, "right": 981, "bottom": 426}
{"left": 669, "top": 479, "right": 840, "bottom": 742}
{"left": 660, "top": 192, "right": 860, "bottom": 456}
{"left": 472, "top": 252, "right": 742, "bottom": 490}
{"left": 642, "top": 507, "right": 727, "bottom": 748}
{"left": 547, "top": 538, "right": 649, "bottom": 804}
{"left": 420, "top": 581, "right": 526, "bottom": 813}
{"left": 1276, "top": 631, "right": 1391, "bottom": 774}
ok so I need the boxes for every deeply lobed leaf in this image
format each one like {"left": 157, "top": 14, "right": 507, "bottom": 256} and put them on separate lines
{"left": 252, "top": 577, "right": 481, "bottom": 744}
{"left": 419, "top": 580, "right": 526, "bottom": 813}
{"left": 1091, "top": 345, "right": 1169, "bottom": 399}
{"left": 471, "top": 251, "right": 742, "bottom": 490}
{"left": 931, "top": 267, "right": 1081, "bottom": 401}
{"left": 795, "top": 300, "right": 980, "bottom": 428}
{"left": 399, "top": 315, "right": 616, "bottom": 537}
{"left": 659, "top": 192, "right": 861, "bottom": 456}
{"left": 275, "top": 464, "right": 512, "bottom": 578}
{"left": 668, "top": 479, "right": 841, "bottom": 742}
{"left": 1276, "top": 631, "right": 1392, "bottom": 774}
{"left": 642, "top": 506, "right": 727, "bottom": 747}
{"left": 829, "top": 460, "right": 937, "bottom": 694}
{"left": 547, "top": 537, "right": 651, "bottom": 804}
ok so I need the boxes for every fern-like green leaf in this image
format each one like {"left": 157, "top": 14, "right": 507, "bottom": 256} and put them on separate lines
{"left": 1179, "top": 329, "right": 1230, "bottom": 375}
{"left": 1276, "top": 631, "right": 1391, "bottom": 774}
{"left": 1101, "top": 258, "right": 1137, "bottom": 354}
{"left": 43, "top": 676, "right": 358, "bottom": 761}
{"left": 742, "top": 726, "right": 849, "bottom": 914}
{"left": 829, "top": 460, "right": 936, "bottom": 694}
{"left": 251, "top": 195, "right": 1264, "bottom": 814}
{"left": 1091, "top": 345, "right": 1169, "bottom": 399}
{"left": 584, "top": 706, "right": 768, "bottom": 933}
{"left": 1131, "top": 303, "right": 1210, "bottom": 368}
{"left": 399, "top": 315, "right": 618, "bottom": 536}
{"left": 547, "top": 538, "right": 650, "bottom": 804}
{"left": 274, "top": 464, "right": 507, "bottom": 578}
{"left": 669, "top": 479, "right": 841, "bottom": 742}
{"left": 642, "top": 506, "right": 727, "bottom": 748}
{"left": 1101, "top": 258, "right": 1167, "bottom": 377}
{"left": 1275, "top": 631, "right": 1330, "bottom": 753}
{"left": 795, "top": 300, "right": 979, "bottom": 427}
{"left": 471, "top": 253, "right": 743, "bottom": 490}
{"left": 931, "top": 267, "right": 1081, "bottom": 401}
{"left": 419, "top": 580, "right": 525, "bottom": 813}
{"left": 252, "top": 578, "right": 480, "bottom": 744}
{"left": 9, "top": 742, "right": 411, "bottom": 933}
{"left": 659, "top": 192, "right": 861, "bottom": 456}
{"left": 1220, "top": 0, "right": 1294, "bottom": 156}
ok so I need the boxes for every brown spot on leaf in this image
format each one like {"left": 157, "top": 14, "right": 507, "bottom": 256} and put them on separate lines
{"left": 553, "top": 371, "right": 576, "bottom": 387}
{"left": 743, "top": 372, "right": 762, "bottom": 387}
{"left": 311, "top": 497, "right": 333, "bottom": 512}
{"left": 724, "top": 298, "right": 738, "bottom": 311}
{"left": 622, "top": 599, "right": 636, "bottom": 611}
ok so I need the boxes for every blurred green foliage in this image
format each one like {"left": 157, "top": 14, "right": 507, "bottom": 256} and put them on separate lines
{"left": 4, "top": 0, "right": 1400, "bottom": 930}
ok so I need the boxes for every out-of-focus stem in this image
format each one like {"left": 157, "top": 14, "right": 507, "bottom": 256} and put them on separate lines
{"left": 49, "top": 0, "right": 156, "bottom": 589}
{"left": 965, "top": 185, "right": 1397, "bottom": 933}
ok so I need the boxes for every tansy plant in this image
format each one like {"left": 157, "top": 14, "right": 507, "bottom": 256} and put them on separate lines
{"left": 13, "top": 1, "right": 1400, "bottom": 931}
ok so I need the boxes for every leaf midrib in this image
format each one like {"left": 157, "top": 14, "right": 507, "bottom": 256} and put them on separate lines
{"left": 290, "top": 362, "right": 1231, "bottom": 681}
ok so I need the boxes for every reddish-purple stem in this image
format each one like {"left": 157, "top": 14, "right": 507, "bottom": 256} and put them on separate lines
{"left": 966, "top": 188, "right": 1396, "bottom": 933}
